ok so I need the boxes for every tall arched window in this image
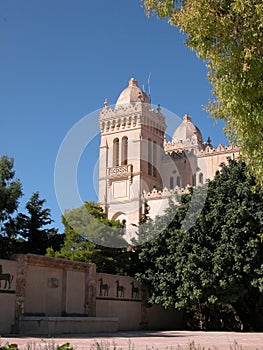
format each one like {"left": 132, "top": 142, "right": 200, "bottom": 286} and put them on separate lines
{"left": 113, "top": 138, "right": 119, "bottom": 166}
{"left": 192, "top": 174, "right": 196, "bottom": 186}
{"left": 170, "top": 177, "right": 174, "bottom": 189}
{"left": 176, "top": 176, "right": 181, "bottom": 187}
{"left": 121, "top": 136, "right": 128, "bottom": 165}
{"left": 153, "top": 141, "right": 157, "bottom": 177}
{"left": 199, "top": 172, "right": 204, "bottom": 185}
{"left": 148, "top": 138, "right": 152, "bottom": 175}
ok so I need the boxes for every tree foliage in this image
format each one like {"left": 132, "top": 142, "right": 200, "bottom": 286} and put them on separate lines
{"left": 0, "top": 155, "right": 22, "bottom": 227}
{"left": 0, "top": 155, "right": 23, "bottom": 257}
{"left": 137, "top": 159, "right": 263, "bottom": 330}
{"left": 0, "top": 155, "right": 61, "bottom": 258}
{"left": 15, "top": 192, "right": 63, "bottom": 255}
{"left": 49, "top": 201, "right": 139, "bottom": 275}
{"left": 143, "top": 0, "right": 263, "bottom": 187}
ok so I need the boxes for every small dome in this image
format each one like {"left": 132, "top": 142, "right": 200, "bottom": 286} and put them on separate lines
{"left": 172, "top": 114, "right": 203, "bottom": 143}
{"left": 115, "top": 78, "right": 150, "bottom": 106}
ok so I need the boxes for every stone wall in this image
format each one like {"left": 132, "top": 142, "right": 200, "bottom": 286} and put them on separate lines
{"left": 96, "top": 273, "right": 184, "bottom": 330}
{"left": 96, "top": 272, "right": 143, "bottom": 330}
{"left": 0, "top": 259, "right": 17, "bottom": 334}
{"left": 0, "top": 255, "right": 183, "bottom": 335}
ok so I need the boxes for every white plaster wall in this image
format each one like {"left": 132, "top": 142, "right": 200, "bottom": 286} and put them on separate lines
{"left": 147, "top": 197, "right": 170, "bottom": 220}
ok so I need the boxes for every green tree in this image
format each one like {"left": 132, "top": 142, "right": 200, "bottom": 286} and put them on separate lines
{"left": 0, "top": 155, "right": 23, "bottom": 257}
{"left": 137, "top": 159, "right": 263, "bottom": 330}
{"left": 16, "top": 192, "right": 63, "bottom": 255}
{"left": 143, "top": 0, "right": 263, "bottom": 187}
{"left": 49, "top": 201, "right": 138, "bottom": 274}
{"left": 59, "top": 201, "right": 125, "bottom": 248}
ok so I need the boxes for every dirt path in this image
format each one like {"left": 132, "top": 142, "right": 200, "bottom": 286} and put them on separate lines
{"left": 1, "top": 330, "right": 263, "bottom": 349}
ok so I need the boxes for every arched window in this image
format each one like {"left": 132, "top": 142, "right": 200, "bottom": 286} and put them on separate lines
{"left": 176, "top": 176, "right": 181, "bottom": 187}
{"left": 199, "top": 172, "right": 204, "bottom": 185}
{"left": 170, "top": 177, "right": 174, "bottom": 189}
{"left": 153, "top": 141, "right": 157, "bottom": 177}
{"left": 121, "top": 136, "right": 128, "bottom": 165}
{"left": 122, "top": 219, "right": 126, "bottom": 234}
{"left": 113, "top": 138, "right": 119, "bottom": 166}
{"left": 192, "top": 174, "right": 196, "bottom": 186}
{"left": 148, "top": 138, "right": 152, "bottom": 175}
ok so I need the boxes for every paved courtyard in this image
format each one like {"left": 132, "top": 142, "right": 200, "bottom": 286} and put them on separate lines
{"left": 1, "top": 331, "right": 263, "bottom": 349}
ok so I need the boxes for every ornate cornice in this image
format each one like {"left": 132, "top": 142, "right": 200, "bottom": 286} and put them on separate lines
{"left": 99, "top": 103, "right": 166, "bottom": 136}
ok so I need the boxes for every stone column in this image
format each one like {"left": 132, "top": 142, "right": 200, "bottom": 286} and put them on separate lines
{"left": 61, "top": 269, "right": 67, "bottom": 315}
{"left": 14, "top": 254, "right": 27, "bottom": 332}
{"left": 85, "top": 263, "right": 96, "bottom": 317}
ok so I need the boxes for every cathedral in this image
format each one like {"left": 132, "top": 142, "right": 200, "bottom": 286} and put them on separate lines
{"left": 98, "top": 78, "right": 239, "bottom": 238}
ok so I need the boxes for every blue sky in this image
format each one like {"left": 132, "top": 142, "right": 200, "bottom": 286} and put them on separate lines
{"left": 1, "top": 0, "right": 228, "bottom": 233}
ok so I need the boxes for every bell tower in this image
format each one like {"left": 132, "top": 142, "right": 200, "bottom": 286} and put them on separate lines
{"left": 98, "top": 78, "right": 166, "bottom": 233}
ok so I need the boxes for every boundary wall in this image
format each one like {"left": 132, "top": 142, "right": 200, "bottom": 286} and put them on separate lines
{"left": 0, "top": 255, "right": 183, "bottom": 335}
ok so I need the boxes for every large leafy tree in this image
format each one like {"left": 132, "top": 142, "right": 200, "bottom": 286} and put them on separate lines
{"left": 0, "top": 155, "right": 23, "bottom": 257}
{"left": 49, "top": 201, "right": 138, "bottom": 274}
{"left": 137, "top": 160, "right": 263, "bottom": 330}
{"left": 142, "top": 0, "right": 263, "bottom": 187}
{"left": 16, "top": 192, "right": 63, "bottom": 255}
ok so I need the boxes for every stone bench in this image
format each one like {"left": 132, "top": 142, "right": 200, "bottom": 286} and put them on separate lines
{"left": 19, "top": 316, "right": 118, "bottom": 335}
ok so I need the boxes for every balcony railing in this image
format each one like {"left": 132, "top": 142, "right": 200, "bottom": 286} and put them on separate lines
{"left": 108, "top": 164, "right": 133, "bottom": 184}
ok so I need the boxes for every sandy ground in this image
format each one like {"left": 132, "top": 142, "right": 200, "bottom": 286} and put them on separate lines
{"left": 1, "top": 330, "right": 263, "bottom": 349}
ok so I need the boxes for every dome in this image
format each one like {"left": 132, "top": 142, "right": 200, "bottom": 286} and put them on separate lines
{"left": 172, "top": 114, "right": 203, "bottom": 143}
{"left": 115, "top": 78, "right": 150, "bottom": 106}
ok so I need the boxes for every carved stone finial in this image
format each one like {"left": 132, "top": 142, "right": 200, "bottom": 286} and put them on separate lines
{"left": 129, "top": 77, "right": 138, "bottom": 87}
{"left": 207, "top": 136, "right": 212, "bottom": 146}
{"left": 183, "top": 114, "right": 191, "bottom": 122}
{"left": 104, "top": 98, "right": 109, "bottom": 108}
{"left": 157, "top": 104, "right": 161, "bottom": 113}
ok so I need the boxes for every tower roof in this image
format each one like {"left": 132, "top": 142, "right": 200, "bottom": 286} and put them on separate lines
{"left": 172, "top": 114, "right": 203, "bottom": 143}
{"left": 115, "top": 78, "right": 150, "bottom": 106}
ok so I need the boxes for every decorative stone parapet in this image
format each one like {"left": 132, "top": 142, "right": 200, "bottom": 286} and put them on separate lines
{"left": 164, "top": 142, "right": 239, "bottom": 158}
{"left": 143, "top": 186, "right": 191, "bottom": 200}
{"left": 164, "top": 137, "right": 201, "bottom": 153}
{"left": 99, "top": 103, "right": 166, "bottom": 135}
{"left": 108, "top": 164, "right": 133, "bottom": 184}
{"left": 201, "top": 143, "right": 239, "bottom": 155}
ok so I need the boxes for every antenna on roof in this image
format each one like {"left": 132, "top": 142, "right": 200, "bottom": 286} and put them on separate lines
{"left": 146, "top": 72, "right": 151, "bottom": 103}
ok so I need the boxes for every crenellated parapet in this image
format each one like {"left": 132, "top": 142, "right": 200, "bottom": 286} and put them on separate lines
{"left": 198, "top": 143, "right": 239, "bottom": 157}
{"left": 99, "top": 102, "right": 166, "bottom": 136}
{"left": 164, "top": 140, "right": 239, "bottom": 158}
{"left": 143, "top": 186, "right": 191, "bottom": 200}
{"left": 164, "top": 137, "right": 204, "bottom": 154}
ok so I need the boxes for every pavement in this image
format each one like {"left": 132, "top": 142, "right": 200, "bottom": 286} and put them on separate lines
{"left": 1, "top": 330, "right": 263, "bottom": 349}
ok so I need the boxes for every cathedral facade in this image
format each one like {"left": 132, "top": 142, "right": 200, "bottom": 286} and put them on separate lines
{"left": 98, "top": 78, "right": 239, "bottom": 236}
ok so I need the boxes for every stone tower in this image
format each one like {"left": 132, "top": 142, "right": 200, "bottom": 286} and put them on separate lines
{"left": 98, "top": 78, "right": 166, "bottom": 232}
